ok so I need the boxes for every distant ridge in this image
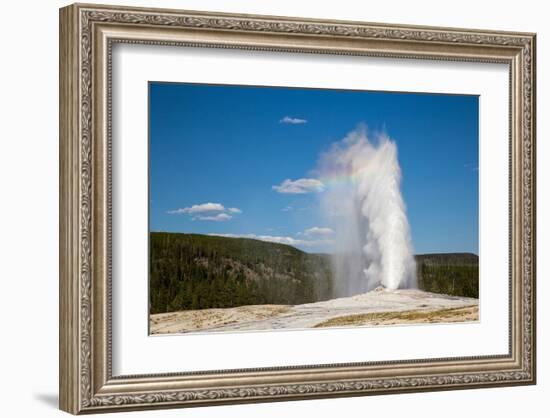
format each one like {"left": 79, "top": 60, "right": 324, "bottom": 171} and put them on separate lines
{"left": 415, "top": 252, "right": 478, "bottom": 265}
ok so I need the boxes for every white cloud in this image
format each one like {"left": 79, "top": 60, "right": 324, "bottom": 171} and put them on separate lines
{"left": 209, "top": 233, "right": 333, "bottom": 248}
{"left": 167, "top": 202, "right": 242, "bottom": 221}
{"left": 303, "top": 227, "right": 334, "bottom": 237}
{"left": 282, "top": 206, "right": 293, "bottom": 212}
{"left": 167, "top": 202, "right": 225, "bottom": 215}
{"left": 272, "top": 178, "right": 325, "bottom": 194}
{"left": 195, "top": 213, "right": 232, "bottom": 222}
{"left": 279, "top": 116, "right": 307, "bottom": 125}
{"left": 166, "top": 208, "right": 190, "bottom": 215}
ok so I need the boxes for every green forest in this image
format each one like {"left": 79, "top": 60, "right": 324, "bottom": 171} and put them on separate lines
{"left": 150, "top": 232, "right": 333, "bottom": 314}
{"left": 415, "top": 253, "right": 479, "bottom": 298}
{"left": 150, "top": 232, "right": 478, "bottom": 314}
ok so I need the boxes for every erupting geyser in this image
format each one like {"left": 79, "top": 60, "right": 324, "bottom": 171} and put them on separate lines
{"left": 319, "top": 126, "right": 416, "bottom": 297}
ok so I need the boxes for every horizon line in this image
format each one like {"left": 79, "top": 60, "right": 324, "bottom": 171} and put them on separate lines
{"left": 149, "top": 230, "right": 479, "bottom": 257}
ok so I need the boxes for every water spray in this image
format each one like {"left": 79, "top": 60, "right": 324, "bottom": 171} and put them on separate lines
{"left": 319, "top": 126, "right": 416, "bottom": 297}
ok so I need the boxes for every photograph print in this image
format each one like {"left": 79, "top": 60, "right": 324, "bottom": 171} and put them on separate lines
{"left": 148, "top": 82, "right": 479, "bottom": 335}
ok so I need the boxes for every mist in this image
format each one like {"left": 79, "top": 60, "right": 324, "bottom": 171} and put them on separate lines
{"left": 318, "top": 126, "right": 416, "bottom": 297}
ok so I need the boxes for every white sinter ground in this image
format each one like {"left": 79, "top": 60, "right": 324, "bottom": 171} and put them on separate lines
{"left": 150, "top": 288, "right": 478, "bottom": 335}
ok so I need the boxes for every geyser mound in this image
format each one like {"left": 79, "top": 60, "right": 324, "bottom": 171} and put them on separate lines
{"left": 319, "top": 127, "right": 416, "bottom": 297}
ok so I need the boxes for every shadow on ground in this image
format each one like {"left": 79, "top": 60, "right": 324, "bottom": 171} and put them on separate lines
{"left": 34, "top": 393, "right": 58, "bottom": 409}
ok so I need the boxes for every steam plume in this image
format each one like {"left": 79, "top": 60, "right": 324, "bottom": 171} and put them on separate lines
{"left": 319, "top": 127, "right": 416, "bottom": 297}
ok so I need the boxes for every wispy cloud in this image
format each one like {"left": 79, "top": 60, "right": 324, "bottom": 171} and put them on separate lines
{"left": 303, "top": 227, "right": 334, "bottom": 237}
{"left": 272, "top": 178, "right": 325, "bottom": 194}
{"left": 282, "top": 205, "right": 293, "bottom": 212}
{"left": 167, "top": 202, "right": 225, "bottom": 215}
{"left": 167, "top": 202, "right": 242, "bottom": 221}
{"left": 210, "top": 233, "right": 332, "bottom": 248}
{"left": 279, "top": 116, "right": 307, "bottom": 125}
{"left": 195, "top": 213, "right": 232, "bottom": 222}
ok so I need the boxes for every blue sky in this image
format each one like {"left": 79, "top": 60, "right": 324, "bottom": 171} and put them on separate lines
{"left": 149, "top": 82, "right": 479, "bottom": 255}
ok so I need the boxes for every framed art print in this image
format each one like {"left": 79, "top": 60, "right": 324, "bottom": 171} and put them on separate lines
{"left": 59, "top": 3, "right": 536, "bottom": 414}
{"left": 147, "top": 83, "right": 479, "bottom": 335}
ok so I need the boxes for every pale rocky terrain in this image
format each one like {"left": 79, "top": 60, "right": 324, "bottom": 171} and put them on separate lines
{"left": 150, "top": 288, "right": 478, "bottom": 335}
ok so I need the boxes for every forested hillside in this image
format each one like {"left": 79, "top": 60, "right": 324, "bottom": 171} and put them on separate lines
{"left": 150, "top": 232, "right": 479, "bottom": 314}
{"left": 149, "top": 232, "right": 333, "bottom": 314}
{"left": 415, "top": 253, "right": 479, "bottom": 298}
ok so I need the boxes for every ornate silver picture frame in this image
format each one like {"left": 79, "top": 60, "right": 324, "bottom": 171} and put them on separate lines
{"left": 59, "top": 3, "right": 536, "bottom": 414}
